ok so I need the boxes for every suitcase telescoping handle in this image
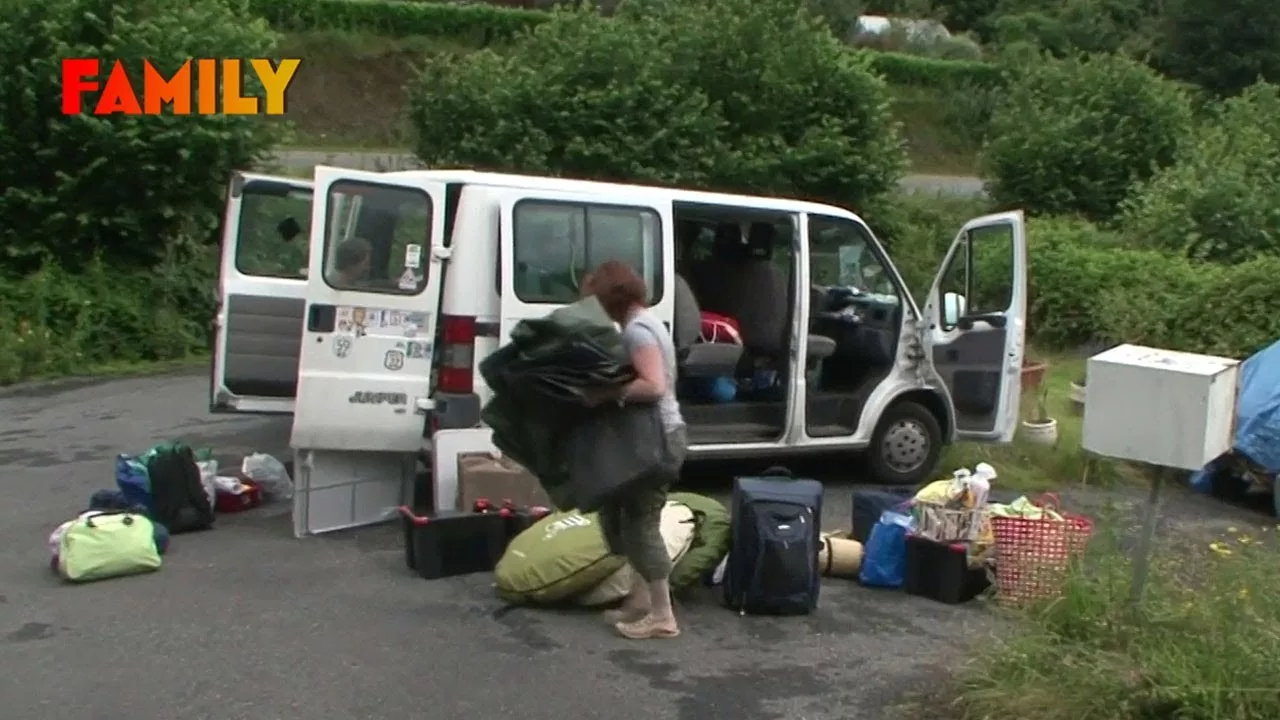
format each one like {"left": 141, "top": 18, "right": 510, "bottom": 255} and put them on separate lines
{"left": 760, "top": 465, "right": 794, "bottom": 478}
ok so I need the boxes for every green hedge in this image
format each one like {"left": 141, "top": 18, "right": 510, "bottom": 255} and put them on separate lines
{"left": 863, "top": 51, "right": 1001, "bottom": 89}
{"left": 971, "top": 216, "right": 1280, "bottom": 359}
{"left": 251, "top": 0, "right": 548, "bottom": 43}
{"left": 254, "top": 0, "right": 1002, "bottom": 87}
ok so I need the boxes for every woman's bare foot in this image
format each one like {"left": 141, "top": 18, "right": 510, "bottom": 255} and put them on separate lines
{"left": 615, "top": 613, "right": 680, "bottom": 640}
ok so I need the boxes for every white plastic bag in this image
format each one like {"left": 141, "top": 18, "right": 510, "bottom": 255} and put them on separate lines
{"left": 241, "top": 453, "right": 292, "bottom": 500}
{"left": 196, "top": 459, "right": 218, "bottom": 509}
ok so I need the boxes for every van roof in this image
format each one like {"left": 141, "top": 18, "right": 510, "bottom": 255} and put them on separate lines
{"left": 386, "top": 169, "right": 865, "bottom": 223}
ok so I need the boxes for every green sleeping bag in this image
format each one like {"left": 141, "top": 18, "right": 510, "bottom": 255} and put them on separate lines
{"left": 668, "top": 492, "right": 732, "bottom": 589}
{"left": 494, "top": 510, "right": 625, "bottom": 604}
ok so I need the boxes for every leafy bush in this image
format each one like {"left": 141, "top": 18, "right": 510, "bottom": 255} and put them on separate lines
{"left": 989, "top": 0, "right": 1163, "bottom": 58}
{"left": 863, "top": 192, "right": 993, "bottom": 299}
{"left": 896, "top": 213, "right": 1279, "bottom": 359}
{"left": 1121, "top": 83, "right": 1280, "bottom": 264}
{"left": 0, "top": 0, "right": 286, "bottom": 273}
{"left": 1154, "top": 0, "right": 1280, "bottom": 97}
{"left": 407, "top": 0, "right": 907, "bottom": 207}
{"left": 0, "top": 254, "right": 215, "bottom": 384}
{"left": 980, "top": 53, "right": 1193, "bottom": 223}
{"left": 1098, "top": 255, "right": 1280, "bottom": 359}
{"left": 250, "top": 0, "right": 546, "bottom": 43}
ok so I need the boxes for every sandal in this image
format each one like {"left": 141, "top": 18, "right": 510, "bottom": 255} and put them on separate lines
{"left": 615, "top": 614, "right": 680, "bottom": 640}
{"left": 603, "top": 607, "right": 649, "bottom": 625}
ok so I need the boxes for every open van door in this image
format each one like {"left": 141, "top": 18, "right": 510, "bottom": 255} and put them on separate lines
{"left": 289, "top": 167, "right": 449, "bottom": 535}
{"left": 921, "top": 211, "right": 1028, "bottom": 442}
{"left": 211, "top": 172, "right": 314, "bottom": 414}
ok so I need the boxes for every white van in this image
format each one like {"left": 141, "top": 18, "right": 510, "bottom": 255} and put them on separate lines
{"left": 213, "top": 167, "right": 1027, "bottom": 536}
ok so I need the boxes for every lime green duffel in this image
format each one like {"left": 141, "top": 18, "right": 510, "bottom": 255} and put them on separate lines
{"left": 495, "top": 510, "right": 625, "bottom": 604}
{"left": 575, "top": 501, "right": 698, "bottom": 606}
{"left": 667, "top": 492, "right": 732, "bottom": 589}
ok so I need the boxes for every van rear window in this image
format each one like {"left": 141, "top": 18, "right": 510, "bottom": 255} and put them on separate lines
{"left": 511, "top": 200, "right": 663, "bottom": 304}
{"left": 322, "top": 181, "right": 433, "bottom": 295}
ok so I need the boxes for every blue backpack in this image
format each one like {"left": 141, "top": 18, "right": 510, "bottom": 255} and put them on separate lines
{"left": 723, "top": 467, "right": 823, "bottom": 615}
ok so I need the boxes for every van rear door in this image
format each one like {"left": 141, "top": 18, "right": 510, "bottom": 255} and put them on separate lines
{"left": 289, "top": 167, "right": 449, "bottom": 453}
{"left": 921, "top": 211, "right": 1028, "bottom": 442}
{"left": 211, "top": 172, "right": 313, "bottom": 414}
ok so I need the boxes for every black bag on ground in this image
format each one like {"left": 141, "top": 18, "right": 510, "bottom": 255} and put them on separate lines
{"left": 723, "top": 467, "right": 823, "bottom": 615}
{"left": 851, "top": 488, "right": 915, "bottom": 544}
{"left": 145, "top": 443, "right": 215, "bottom": 534}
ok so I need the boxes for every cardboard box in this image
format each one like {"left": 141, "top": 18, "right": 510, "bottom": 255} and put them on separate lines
{"left": 456, "top": 452, "right": 552, "bottom": 510}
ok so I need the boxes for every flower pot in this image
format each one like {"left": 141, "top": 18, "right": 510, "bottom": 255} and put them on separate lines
{"left": 1021, "top": 361, "right": 1048, "bottom": 391}
{"left": 1068, "top": 382, "right": 1086, "bottom": 416}
{"left": 1021, "top": 418, "right": 1059, "bottom": 446}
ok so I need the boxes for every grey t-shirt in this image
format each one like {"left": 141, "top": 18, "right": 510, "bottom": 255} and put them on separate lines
{"left": 620, "top": 310, "right": 685, "bottom": 431}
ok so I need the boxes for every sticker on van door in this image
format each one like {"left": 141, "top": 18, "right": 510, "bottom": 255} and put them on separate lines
{"left": 333, "top": 336, "right": 353, "bottom": 359}
{"left": 384, "top": 350, "right": 405, "bottom": 371}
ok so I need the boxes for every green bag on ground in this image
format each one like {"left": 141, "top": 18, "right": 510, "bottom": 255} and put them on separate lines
{"left": 494, "top": 510, "right": 625, "bottom": 604}
{"left": 575, "top": 501, "right": 698, "bottom": 606}
{"left": 57, "top": 511, "right": 162, "bottom": 583}
{"left": 668, "top": 492, "right": 732, "bottom": 589}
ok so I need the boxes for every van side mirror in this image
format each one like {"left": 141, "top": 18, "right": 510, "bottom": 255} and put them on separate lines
{"left": 943, "top": 292, "right": 967, "bottom": 326}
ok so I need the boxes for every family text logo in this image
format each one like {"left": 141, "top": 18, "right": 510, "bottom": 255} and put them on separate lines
{"left": 60, "top": 58, "right": 301, "bottom": 116}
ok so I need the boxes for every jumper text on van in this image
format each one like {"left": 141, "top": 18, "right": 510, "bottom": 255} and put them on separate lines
{"left": 60, "top": 58, "right": 301, "bottom": 116}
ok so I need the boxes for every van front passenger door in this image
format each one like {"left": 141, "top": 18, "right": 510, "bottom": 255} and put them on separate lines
{"left": 921, "top": 211, "right": 1028, "bottom": 442}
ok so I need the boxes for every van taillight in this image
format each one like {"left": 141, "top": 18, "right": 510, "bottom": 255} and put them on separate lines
{"left": 438, "top": 314, "right": 475, "bottom": 394}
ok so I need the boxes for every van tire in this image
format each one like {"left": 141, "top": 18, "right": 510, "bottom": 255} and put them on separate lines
{"left": 868, "top": 400, "right": 942, "bottom": 486}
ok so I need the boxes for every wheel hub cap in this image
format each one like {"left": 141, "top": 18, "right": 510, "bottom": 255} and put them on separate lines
{"left": 882, "top": 419, "right": 929, "bottom": 474}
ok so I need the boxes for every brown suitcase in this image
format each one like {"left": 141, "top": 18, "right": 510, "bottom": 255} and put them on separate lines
{"left": 456, "top": 452, "right": 552, "bottom": 511}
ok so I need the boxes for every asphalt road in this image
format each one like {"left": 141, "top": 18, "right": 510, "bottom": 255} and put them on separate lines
{"left": 0, "top": 369, "right": 1000, "bottom": 720}
{"left": 265, "top": 149, "right": 988, "bottom": 198}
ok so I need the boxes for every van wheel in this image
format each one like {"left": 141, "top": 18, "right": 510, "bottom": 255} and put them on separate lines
{"left": 868, "top": 401, "right": 942, "bottom": 486}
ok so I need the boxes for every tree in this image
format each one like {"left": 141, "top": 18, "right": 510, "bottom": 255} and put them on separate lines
{"left": 980, "top": 53, "right": 1192, "bottom": 222}
{"left": 1155, "top": 0, "right": 1280, "bottom": 97}
{"left": 0, "top": 0, "right": 287, "bottom": 272}
{"left": 407, "top": 0, "right": 906, "bottom": 208}
{"left": 1121, "top": 83, "right": 1280, "bottom": 264}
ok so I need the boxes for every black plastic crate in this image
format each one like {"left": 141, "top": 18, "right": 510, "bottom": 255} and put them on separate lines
{"left": 399, "top": 507, "right": 507, "bottom": 580}
{"left": 471, "top": 499, "right": 551, "bottom": 550}
{"left": 904, "top": 534, "right": 990, "bottom": 604}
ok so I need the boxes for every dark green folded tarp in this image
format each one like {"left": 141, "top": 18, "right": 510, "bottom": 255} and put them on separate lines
{"left": 479, "top": 297, "right": 635, "bottom": 510}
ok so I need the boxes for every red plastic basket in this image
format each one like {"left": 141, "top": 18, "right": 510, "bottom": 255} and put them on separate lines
{"left": 990, "top": 494, "right": 1093, "bottom": 604}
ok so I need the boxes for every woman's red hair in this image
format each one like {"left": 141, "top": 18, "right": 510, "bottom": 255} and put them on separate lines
{"left": 582, "top": 260, "right": 647, "bottom": 322}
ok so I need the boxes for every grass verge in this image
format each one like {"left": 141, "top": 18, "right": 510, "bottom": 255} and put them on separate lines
{"left": 957, "top": 517, "right": 1280, "bottom": 720}
{"left": 277, "top": 30, "right": 982, "bottom": 175}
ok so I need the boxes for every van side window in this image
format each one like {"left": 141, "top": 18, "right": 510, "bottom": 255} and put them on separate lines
{"left": 234, "top": 181, "right": 312, "bottom": 279}
{"left": 512, "top": 200, "right": 663, "bottom": 304}
{"left": 323, "top": 181, "right": 433, "bottom": 295}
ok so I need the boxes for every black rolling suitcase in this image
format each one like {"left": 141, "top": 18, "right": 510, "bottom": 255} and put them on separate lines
{"left": 723, "top": 466, "right": 824, "bottom": 615}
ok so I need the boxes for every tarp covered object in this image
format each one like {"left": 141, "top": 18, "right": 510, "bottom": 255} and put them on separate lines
{"left": 1190, "top": 338, "right": 1280, "bottom": 494}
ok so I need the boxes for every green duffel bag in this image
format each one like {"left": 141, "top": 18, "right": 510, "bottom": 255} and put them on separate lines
{"left": 668, "top": 492, "right": 732, "bottom": 589}
{"left": 495, "top": 510, "right": 625, "bottom": 604}
{"left": 575, "top": 501, "right": 698, "bottom": 606}
{"left": 57, "top": 511, "right": 162, "bottom": 583}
